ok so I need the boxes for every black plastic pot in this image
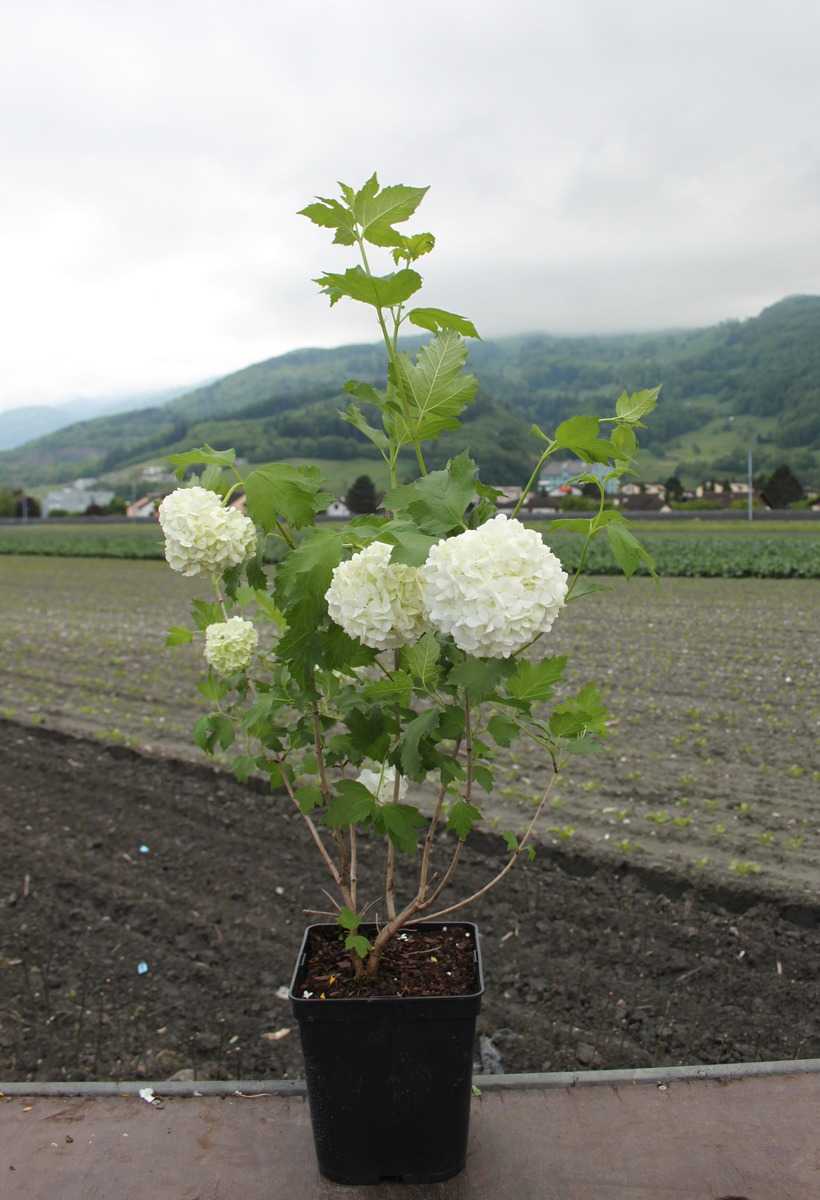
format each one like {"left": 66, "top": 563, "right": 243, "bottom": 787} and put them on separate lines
{"left": 289, "top": 921, "right": 484, "bottom": 1185}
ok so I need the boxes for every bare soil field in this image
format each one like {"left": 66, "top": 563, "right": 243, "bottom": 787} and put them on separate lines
{"left": 1, "top": 557, "right": 817, "bottom": 899}
{"left": 1, "top": 722, "right": 817, "bottom": 1083}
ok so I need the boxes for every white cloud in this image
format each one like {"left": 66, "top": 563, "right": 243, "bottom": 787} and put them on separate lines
{"left": 1, "top": 0, "right": 819, "bottom": 408}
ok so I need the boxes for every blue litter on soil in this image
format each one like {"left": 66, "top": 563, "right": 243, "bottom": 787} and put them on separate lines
{"left": 139, "top": 845, "right": 150, "bottom": 854}
{"left": 137, "top": 961, "right": 149, "bottom": 975}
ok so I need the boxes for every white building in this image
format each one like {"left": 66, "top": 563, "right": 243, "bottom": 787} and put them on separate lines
{"left": 43, "top": 480, "right": 114, "bottom": 516}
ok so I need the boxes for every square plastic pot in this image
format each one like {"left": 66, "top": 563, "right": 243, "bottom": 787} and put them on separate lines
{"left": 289, "top": 921, "right": 484, "bottom": 1185}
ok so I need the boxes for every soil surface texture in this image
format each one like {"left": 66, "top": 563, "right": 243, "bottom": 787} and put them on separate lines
{"left": 2, "top": 560, "right": 818, "bottom": 897}
{"left": 1, "top": 721, "right": 818, "bottom": 1083}
{"left": 298, "top": 924, "right": 479, "bottom": 1000}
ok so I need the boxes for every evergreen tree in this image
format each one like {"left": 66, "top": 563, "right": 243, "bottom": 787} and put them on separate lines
{"left": 664, "top": 475, "right": 684, "bottom": 502}
{"left": 345, "top": 474, "right": 379, "bottom": 514}
{"left": 762, "top": 464, "right": 804, "bottom": 508}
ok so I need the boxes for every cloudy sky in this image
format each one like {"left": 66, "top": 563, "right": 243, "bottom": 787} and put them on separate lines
{"left": 1, "top": 0, "right": 819, "bottom": 410}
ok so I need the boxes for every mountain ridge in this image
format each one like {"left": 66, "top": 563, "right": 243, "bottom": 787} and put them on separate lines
{"left": 2, "top": 295, "right": 819, "bottom": 488}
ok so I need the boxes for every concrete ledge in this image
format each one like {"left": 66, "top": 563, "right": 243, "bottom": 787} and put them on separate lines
{"left": 2, "top": 1061, "right": 819, "bottom": 1198}
{"left": 2, "top": 1055, "right": 819, "bottom": 1096}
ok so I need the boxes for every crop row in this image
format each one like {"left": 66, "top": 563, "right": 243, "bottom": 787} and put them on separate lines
{"left": 0, "top": 522, "right": 818, "bottom": 577}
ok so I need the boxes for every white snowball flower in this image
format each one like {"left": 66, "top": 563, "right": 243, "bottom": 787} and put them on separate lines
{"left": 325, "top": 541, "right": 426, "bottom": 650}
{"left": 420, "top": 514, "right": 568, "bottom": 658}
{"left": 204, "top": 616, "right": 258, "bottom": 675}
{"left": 357, "top": 763, "right": 408, "bottom": 806}
{"left": 159, "top": 486, "right": 256, "bottom": 577}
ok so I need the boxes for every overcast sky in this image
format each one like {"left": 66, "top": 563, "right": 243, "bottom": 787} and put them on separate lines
{"left": 1, "top": 0, "right": 819, "bottom": 410}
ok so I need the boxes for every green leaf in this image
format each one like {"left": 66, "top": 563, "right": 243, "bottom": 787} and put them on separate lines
{"left": 615, "top": 387, "right": 660, "bottom": 425}
{"left": 393, "top": 331, "right": 478, "bottom": 442}
{"left": 400, "top": 708, "right": 440, "bottom": 780}
{"left": 449, "top": 657, "right": 513, "bottom": 702}
{"left": 340, "top": 403, "right": 389, "bottom": 455}
{"left": 392, "top": 231, "right": 435, "bottom": 263}
{"left": 344, "top": 379, "right": 384, "bottom": 407}
{"left": 275, "top": 527, "right": 343, "bottom": 621}
{"left": 165, "top": 626, "right": 193, "bottom": 647}
{"left": 325, "top": 780, "right": 377, "bottom": 829}
{"left": 345, "top": 933, "right": 371, "bottom": 960}
{"left": 337, "top": 905, "right": 360, "bottom": 932}
{"left": 345, "top": 707, "right": 391, "bottom": 761}
{"left": 437, "top": 706, "right": 466, "bottom": 740}
{"left": 550, "top": 684, "right": 608, "bottom": 739}
{"left": 378, "top": 519, "right": 438, "bottom": 566}
{"left": 193, "top": 713, "right": 234, "bottom": 754}
{"left": 245, "top": 463, "right": 332, "bottom": 531}
{"left": 379, "top": 803, "right": 426, "bottom": 853}
{"left": 315, "top": 266, "right": 422, "bottom": 309}
{"left": 362, "top": 671, "right": 414, "bottom": 708}
{"left": 611, "top": 423, "right": 637, "bottom": 459}
{"left": 251, "top": 589, "right": 286, "bottom": 627}
{"left": 487, "top": 714, "right": 519, "bottom": 746}
{"left": 448, "top": 801, "right": 482, "bottom": 840}
{"left": 298, "top": 196, "right": 357, "bottom": 245}
{"left": 166, "top": 444, "right": 236, "bottom": 480}
{"left": 407, "top": 307, "right": 480, "bottom": 338}
{"left": 473, "top": 764, "right": 494, "bottom": 792}
{"left": 567, "top": 578, "right": 610, "bottom": 601}
{"left": 507, "top": 657, "right": 568, "bottom": 703}
{"left": 501, "top": 831, "right": 518, "bottom": 853}
{"left": 231, "top": 755, "right": 258, "bottom": 783}
{"left": 197, "top": 675, "right": 231, "bottom": 702}
{"left": 547, "top": 518, "right": 591, "bottom": 535}
{"left": 191, "top": 599, "right": 223, "bottom": 630}
{"left": 402, "top": 632, "right": 441, "bottom": 689}
{"left": 353, "top": 180, "right": 429, "bottom": 247}
{"left": 295, "top": 785, "right": 323, "bottom": 815}
{"left": 606, "top": 524, "right": 657, "bottom": 579}
{"left": 385, "top": 451, "right": 477, "bottom": 535}
{"left": 554, "top": 416, "right": 614, "bottom": 464}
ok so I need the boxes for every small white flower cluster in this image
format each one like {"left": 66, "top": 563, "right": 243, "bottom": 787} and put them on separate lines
{"left": 204, "top": 616, "right": 258, "bottom": 675}
{"left": 159, "top": 487, "right": 256, "bottom": 577}
{"left": 420, "top": 515, "right": 568, "bottom": 658}
{"left": 324, "top": 541, "right": 426, "bottom": 651}
{"left": 357, "top": 763, "right": 407, "bottom": 806}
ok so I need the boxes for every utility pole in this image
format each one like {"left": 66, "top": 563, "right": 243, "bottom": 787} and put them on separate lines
{"left": 747, "top": 447, "right": 753, "bottom": 522}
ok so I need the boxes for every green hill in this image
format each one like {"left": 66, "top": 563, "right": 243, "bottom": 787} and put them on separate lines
{"left": 3, "top": 295, "right": 820, "bottom": 489}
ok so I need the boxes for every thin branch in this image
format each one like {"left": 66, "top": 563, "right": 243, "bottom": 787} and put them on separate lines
{"left": 279, "top": 770, "right": 352, "bottom": 907}
{"left": 417, "top": 736, "right": 462, "bottom": 902}
{"left": 385, "top": 838, "right": 397, "bottom": 920}
{"left": 422, "top": 767, "right": 559, "bottom": 922}
{"left": 420, "top": 841, "right": 462, "bottom": 910}
{"left": 349, "top": 827, "right": 358, "bottom": 910}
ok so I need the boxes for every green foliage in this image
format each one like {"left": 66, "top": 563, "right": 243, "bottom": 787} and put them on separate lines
{"left": 245, "top": 463, "right": 332, "bottom": 530}
{"left": 448, "top": 801, "right": 482, "bottom": 839}
{"left": 506, "top": 657, "right": 567, "bottom": 702}
{"left": 151, "top": 168, "right": 670, "bottom": 978}
{"left": 393, "top": 330, "right": 479, "bottom": 445}
{"left": 386, "top": 451, "right": 477, "bottom": 534}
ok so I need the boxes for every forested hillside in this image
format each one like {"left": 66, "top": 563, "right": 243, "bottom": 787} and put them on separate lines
{"left": 2, "top": 295, "right": 818, "bottom": 487}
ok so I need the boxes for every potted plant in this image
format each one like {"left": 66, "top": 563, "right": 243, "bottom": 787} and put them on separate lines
{"left": 158, "top": 172, "right": 659, "bottom": 1184}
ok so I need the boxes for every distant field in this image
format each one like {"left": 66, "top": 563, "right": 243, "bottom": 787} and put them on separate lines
{"left": 1, "top": 518, "right": 818, "bottom": 577}
{"left": 1, "top": 556, "right": 817, "bottom": 901}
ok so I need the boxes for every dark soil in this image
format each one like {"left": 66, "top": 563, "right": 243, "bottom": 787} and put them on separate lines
{"left": 1, "top": 719, "right": 818, "bottom": 1082}
{"left": 298, "top": 925, "right": 479, "bottom": 1000}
